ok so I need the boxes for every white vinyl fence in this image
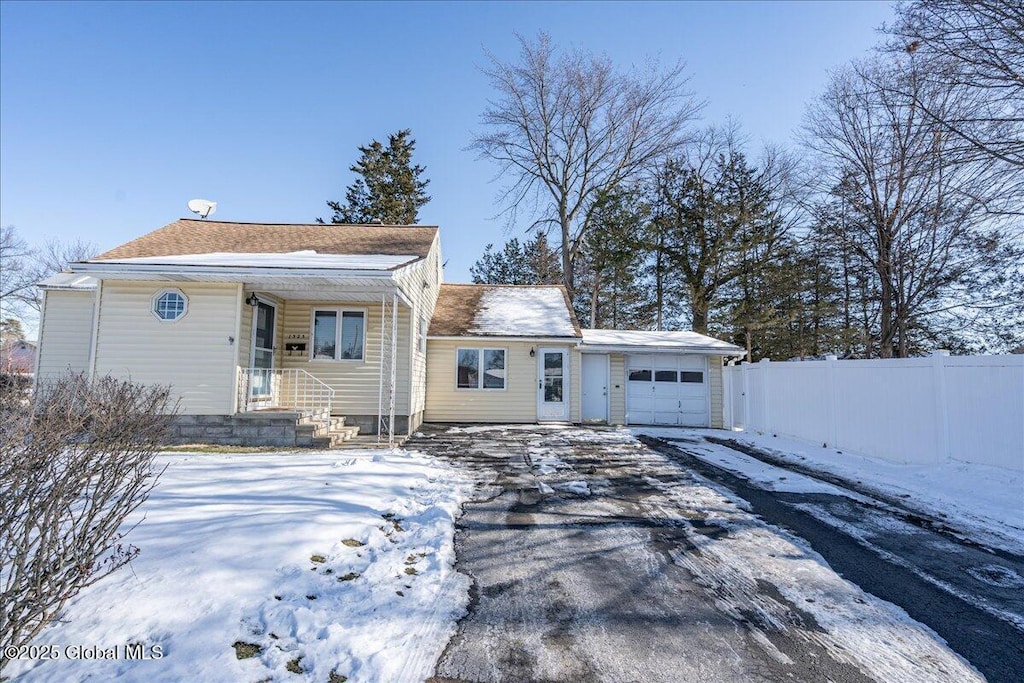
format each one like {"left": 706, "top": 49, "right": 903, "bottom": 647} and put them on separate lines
{"left": 723, "top": 353, "right": 1024, "bottom": 472}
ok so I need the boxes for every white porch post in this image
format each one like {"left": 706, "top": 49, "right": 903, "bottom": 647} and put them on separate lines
{"left": 377, "top": 292, "right": 399, "bottom": 446}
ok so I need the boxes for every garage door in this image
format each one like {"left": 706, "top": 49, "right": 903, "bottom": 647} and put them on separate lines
{"left": 627, "top": 354, "right": 708, "bottom": 427}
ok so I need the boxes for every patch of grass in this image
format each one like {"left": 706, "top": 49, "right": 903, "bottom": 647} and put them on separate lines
{"left": 310, "top": 554, "right": 326, "bottom": 563}
{"left": 396, "top": 590, "right": 405, "bottom": 597}
{"left": 329, "top": 671, "right": 349, "bottom": 683}
{"left": 337, "top": 572, "right": 360, "bottom": 582}
{"left": 306, "top": 594, "right": 317, "bottom": 600}
{"left": 404, "top": 567, "right": 418, "bottom": 576}
{"left": 232, "top": 641, "right": 262, "bottom": 659}
{"left": 341, "top": 538, "right": 365, "bottom": 548}
{"left": 159, "top": 444, "right": 293, "bottom": 454}
{"left": 286, "top": 657, "right": 304, "bottom": 674}
{"left": 381, "top": 513, "right": 404, "bottom": 533}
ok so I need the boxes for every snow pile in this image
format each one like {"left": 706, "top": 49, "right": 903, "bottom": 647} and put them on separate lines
{"left": 684, "top": 429, "right": 1024, "bottom": 554}
{"left": 552, "top": 480, "right": 591, "bottom": 497}
{"left": 528, "top": 446, "right": 564, "bottom": 474}
{"left": 8, "top": 449, "right": 472, "bottom": 683}
{"left": 469, "top": 287, "right": 577, "bottom": 337}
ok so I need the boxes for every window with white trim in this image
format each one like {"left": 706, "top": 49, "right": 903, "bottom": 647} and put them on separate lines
{"left": 152, "top": 289, "right": 187, "bottom": 321}
{"left": 311, "top": 309, "right": 365, "bottom": 360}
{"left": 456, "top": 347, "right": 505, "bottom": 390}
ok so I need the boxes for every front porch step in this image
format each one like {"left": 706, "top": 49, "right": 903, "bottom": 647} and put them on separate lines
{"left": 296, "top": 416, "right": 347, "bottom": 439}
{"left": 296, "top": 409, "right": 334, "bottom": 426}
{"left": 311, "top": 425, "right": 361, "bottom": 449}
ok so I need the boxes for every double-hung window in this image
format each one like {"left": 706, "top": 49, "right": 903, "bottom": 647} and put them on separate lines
{"left": 312, "top": 309, "right": 365, "bottom": 361}
{"left": 456, "top": 348, "right": 506, "bottom": 390}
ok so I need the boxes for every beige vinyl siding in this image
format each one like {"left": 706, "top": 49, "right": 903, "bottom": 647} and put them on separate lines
{"left": 609, "top": 353, "right": 626, "bottom": 425}
{"left": 425, "top": 339, "right": 542, "bottom": 423}
{"left": 35, "top": 289, "right": 96, "bottom": 382}
{"left": 395, "top": 236, "right": 442, "bottom": 417}
{"left": 570, "top": 348, "right": 582, "bottom": 423}
{"left": 237, "top": 302, "right": 252, "bottom": 367}
{"left": 278, "top": 300, "right": 412, "bottom": 416}
{"left": 709, "top": 355, "right": 724, "bottom": 428}
{"left": 93, "top": 281, "right": 241, "bottom": 414}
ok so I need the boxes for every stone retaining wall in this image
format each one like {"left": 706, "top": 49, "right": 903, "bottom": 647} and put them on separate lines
{"left": 165, "top": 413, "right": 300, "bottom": 447}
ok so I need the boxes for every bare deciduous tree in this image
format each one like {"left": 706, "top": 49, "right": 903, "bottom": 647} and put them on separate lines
{"left": 884, "top": 0, "right": 1024, "bottom": 171}
{"left": 472, "top": 32, "right": 702, "bottom": 296}
{"left": 1, "top": 375, "right": 173, "bottom": 655}
{"left": 0, "top": 226, "right": 36, "bottom": 321}
{"left": 0, "top": 226, "right": 97, "bottom": 323}
{"left": 803, "top": 55, "right": 1022, "bottom": 357}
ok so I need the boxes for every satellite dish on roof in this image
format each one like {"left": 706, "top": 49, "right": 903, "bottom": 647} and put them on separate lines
{"left": 187, "top": 199, "right": 217, "bottom": 219}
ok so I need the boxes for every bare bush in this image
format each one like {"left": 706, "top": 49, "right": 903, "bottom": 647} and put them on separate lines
{"left": 1, "top": 374, "right": 174, "bottom": 655}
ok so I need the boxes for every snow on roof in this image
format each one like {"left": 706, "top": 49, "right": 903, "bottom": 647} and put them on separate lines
{"left": 582, "top": 328, "right": 743, "bottom": 354}
{"left": 469, "top": 286, "right": 579, "bottom": 337}
{"left": 88, "top": 251, "right": 420, "bottom": 271}
{"left": 38, "top": 272, "right": 98, "bottom": 290}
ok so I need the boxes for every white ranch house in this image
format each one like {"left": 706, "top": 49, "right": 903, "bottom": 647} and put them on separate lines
{"left": 34, "top": 220, "right": 743, "bottom": 446}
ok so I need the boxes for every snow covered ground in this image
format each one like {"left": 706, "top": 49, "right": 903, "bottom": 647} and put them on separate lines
{"left": 636, "top": 428, "right": 1024, "bottom": 555}
{"left": 7, "top": 449, "right": 472, "bottom": 683}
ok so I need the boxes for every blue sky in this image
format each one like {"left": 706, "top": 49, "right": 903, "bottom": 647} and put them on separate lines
{"left": 1, "top": 1, "right": 893, "bottom": 282}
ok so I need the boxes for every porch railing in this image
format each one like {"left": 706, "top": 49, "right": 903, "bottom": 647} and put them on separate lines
{"left": 236, "top": 368, "right": 334, "bottom": 415}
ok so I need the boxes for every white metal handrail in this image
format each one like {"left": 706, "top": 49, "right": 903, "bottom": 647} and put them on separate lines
{"left": 236, "top": 368, "right": 334, "bottom": 415}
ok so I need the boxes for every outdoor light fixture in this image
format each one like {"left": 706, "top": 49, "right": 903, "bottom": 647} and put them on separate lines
{"left": 245, "top": 294, "right": 259, "bottom": 307}
{"left": 530, "top": 347, "right": 536, "bottom": 357}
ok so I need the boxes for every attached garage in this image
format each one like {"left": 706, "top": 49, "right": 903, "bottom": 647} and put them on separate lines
{"left": 581, "top": 329, "right": 744, "bottom": 429}
{"left": 626, "top": 353, "right": 709, "bottom": 426}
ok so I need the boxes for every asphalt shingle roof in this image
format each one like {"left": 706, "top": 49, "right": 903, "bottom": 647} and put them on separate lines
{"left": 93, "top": 219, "right": 438, "bottom": 261}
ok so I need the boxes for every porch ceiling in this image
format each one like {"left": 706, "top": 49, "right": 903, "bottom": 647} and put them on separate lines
{"left": 246, "top": 283, "right": 409, "bottom": 304}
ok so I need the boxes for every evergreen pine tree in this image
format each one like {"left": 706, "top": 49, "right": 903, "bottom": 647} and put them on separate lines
{"left": 321, "top": 129, "right": 430, "bottom": 224}
{"left": 470, "top": 234, "right": 564, "bottom": 286}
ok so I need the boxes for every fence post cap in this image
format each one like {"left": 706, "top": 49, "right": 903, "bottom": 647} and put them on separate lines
{"left": 825, "top": 354, "right": 838, "bottom": 361}
{"left": 932, "top": 349, "right": 951, "bottom": 357}
{"left": 759, "top": 358, "right": 771, "bottom": 364}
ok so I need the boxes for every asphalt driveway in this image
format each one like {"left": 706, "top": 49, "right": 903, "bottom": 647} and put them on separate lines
{"left": 411, "top": 425, "right": 994, "bottom": 683}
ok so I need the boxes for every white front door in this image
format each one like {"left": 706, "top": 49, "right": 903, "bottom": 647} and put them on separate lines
{"left": 537, "top": 347, "right": 570, "bottom": 422}
{"left": 581, "top": 354, "right": 608, "bottom": 422}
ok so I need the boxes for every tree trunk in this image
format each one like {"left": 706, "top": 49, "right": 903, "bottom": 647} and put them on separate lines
{"left": 560, "top": 207, "right": 574, "bottom": 298}
{"left": 655, "top": 248, "right": 664, "bottom": 331}
{"left": 690, "top": 293, "right": 709, "bottom": 334}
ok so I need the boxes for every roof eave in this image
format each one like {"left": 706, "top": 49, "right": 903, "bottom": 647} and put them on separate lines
{"left": 70, "top": 261, "right": 406, "bottom": 280}
{"left": 580, "top": 343, "right": 745, "bottom": 356}
{"left": 428, "top": 335, "right": 582, "bottom": 343}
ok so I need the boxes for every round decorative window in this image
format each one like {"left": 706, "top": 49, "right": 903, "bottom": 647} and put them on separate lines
{"left": 152, "top": 289, "right": 188, "bottom": 321}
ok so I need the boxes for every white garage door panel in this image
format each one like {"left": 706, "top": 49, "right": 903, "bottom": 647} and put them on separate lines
{"left": 627, "top": 353, "right": 709, "bottom": 427}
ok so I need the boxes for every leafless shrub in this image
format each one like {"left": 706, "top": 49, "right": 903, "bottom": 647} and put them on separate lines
{"left": 1, "top": 374, "right": 175, "bottom": 655}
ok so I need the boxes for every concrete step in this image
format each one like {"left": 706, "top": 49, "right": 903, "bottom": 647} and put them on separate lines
{"left": 311, "top": 425, "right": 361, "bottom": 449}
